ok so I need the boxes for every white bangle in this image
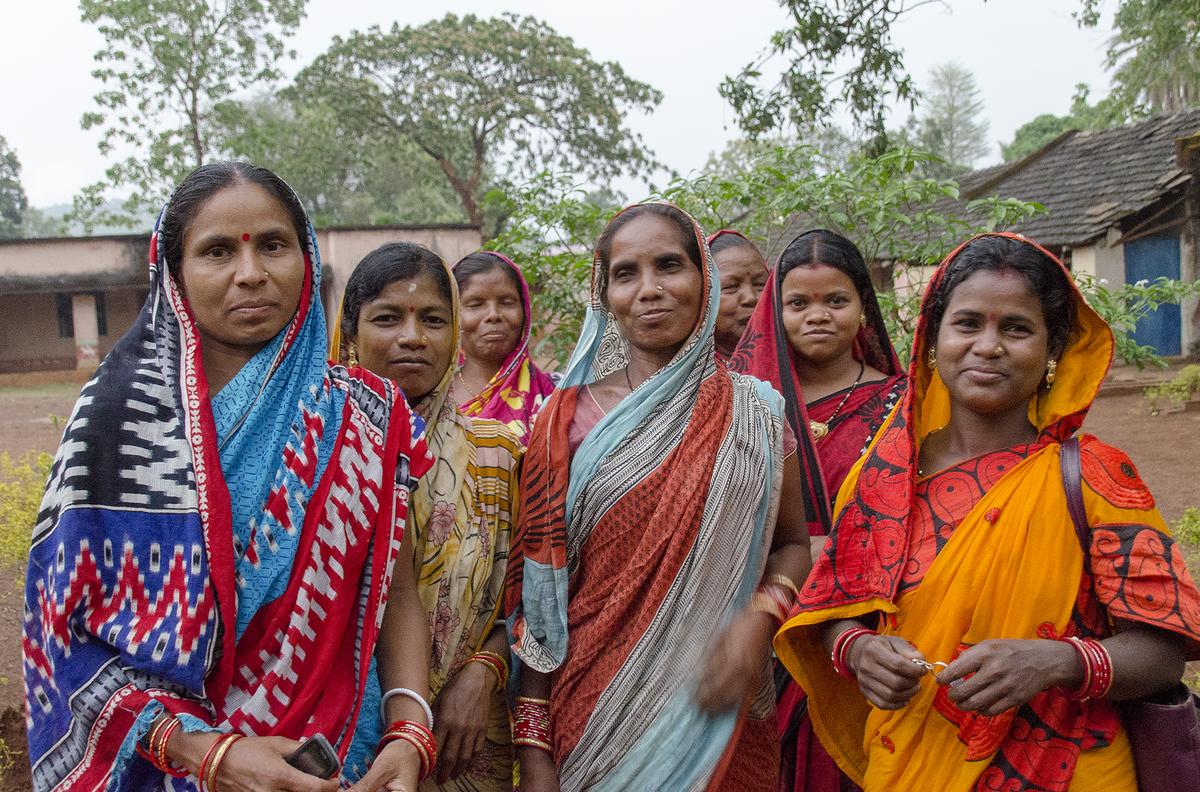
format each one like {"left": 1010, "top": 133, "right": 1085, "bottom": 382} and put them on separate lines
{"left": 380, "top": 687, "right": 434, "bottom": 730}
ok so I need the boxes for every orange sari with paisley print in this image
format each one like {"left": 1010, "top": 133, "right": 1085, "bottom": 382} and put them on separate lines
{"left": 775, "top": 233, "right": 1200, "bottom": 792}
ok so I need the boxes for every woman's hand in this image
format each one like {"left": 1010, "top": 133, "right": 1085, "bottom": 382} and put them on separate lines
{"left": 696, "top": 609, "right": 775, "bottom": 714}
{"left": 432, "top": 662, "right": 494, "bottom": 783}
{"left": 348, "top": 738, "right": 422, "bottom": 792}
{"left": 207, "top": 736, "right": 340, "bottom": 792}
{"left": 936, "top": 638, "right": 1078, "bottom": 716}
{"left": 848, "top": 634, "right": 927, "bottom": 710}
{"left": 516, "top": 746, "right": 562, "bottom": 792}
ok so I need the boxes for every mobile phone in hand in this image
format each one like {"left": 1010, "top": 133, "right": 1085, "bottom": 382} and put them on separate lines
{"left": 284, "top": 734, "right": 341, "bottom": 780}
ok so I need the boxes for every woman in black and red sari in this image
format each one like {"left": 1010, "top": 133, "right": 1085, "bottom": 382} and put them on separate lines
{"left": 731, "top": 229, "right": 906, "bottom": 792}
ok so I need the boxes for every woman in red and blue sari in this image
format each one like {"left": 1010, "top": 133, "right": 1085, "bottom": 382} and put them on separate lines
{"left": 506, "top": 203, "right": 822, "bottom": 791}
{"left": 731, "top": 229, "right": 906, "bottom": 792}
{"left": 23, "top": 163, "right": 434, "bottom": 792}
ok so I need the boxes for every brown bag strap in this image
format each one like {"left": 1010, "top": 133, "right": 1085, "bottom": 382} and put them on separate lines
{"left": 1060, "top": 436, "right": 1090, "bottom": 560}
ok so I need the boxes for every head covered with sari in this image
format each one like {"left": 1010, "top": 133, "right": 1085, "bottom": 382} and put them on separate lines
{"left": 504, "top": 202, "right": 823, "bottom": 790}
{"left": 731, "top": 228, "right": 906, "bottom": 520}
{"left": 708, "top": 229, "right": 769, "bottom": 361}
{"left": 23, "top": 163, "right": 431, "bottom": 790}
{"left": 331, "top": 243, "right": 520, "bottom": 787}
{"left": 452, "top": 251, "right": 557, "bottom": 446}
{"left": 775, "top": 232, "right": 1200, "bottom": 792}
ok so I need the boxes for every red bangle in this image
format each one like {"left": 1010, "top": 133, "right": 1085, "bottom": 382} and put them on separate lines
{"left": 155, "top": 717, "right": 187, "bottom": 777}
{"left": 379, "top": 720, "right": 438, "bottom": 781}
{"left": 199, "top": 733, "right": 241, "bottom": 792}
{"left": 831, "top": 627, "right": 876, "bottom": 679}
{"left": 465, "top": 651, "right": 509, "bottom": 692}
{"left": 1057, "top": 636, "right": 1114, "bottom": 701}
{"left": 513, "top": 699, "right": 552, "bottom": 750}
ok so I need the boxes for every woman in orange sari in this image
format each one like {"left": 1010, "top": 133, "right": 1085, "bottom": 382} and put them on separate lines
{"left": 777, "top": 233, "right": 1200, "bottom": 791}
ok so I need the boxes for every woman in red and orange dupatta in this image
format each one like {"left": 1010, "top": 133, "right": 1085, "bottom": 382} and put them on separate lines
{"left": 776, "top": 233, "right": 1200, "bottom": 791}
{"left": 709, "top": 230, "right": 769, "bottom": 363}
{"left": 731, "top": 229, "right": 905, "bottom": 792}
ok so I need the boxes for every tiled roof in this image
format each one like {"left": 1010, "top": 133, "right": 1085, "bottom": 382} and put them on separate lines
{"left": 766, "top": 109, "right": 1200, "bottom": 260}
{"left": 951, "top": 108, "right": 1200, "bottom": 247}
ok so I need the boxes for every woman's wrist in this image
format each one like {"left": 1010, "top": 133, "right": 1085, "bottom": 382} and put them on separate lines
{"left": 1045, "top": 638, "right": 1085, "bottom": 690}
{"left": 165, "top": 728, "right": 222, "bottom": 777}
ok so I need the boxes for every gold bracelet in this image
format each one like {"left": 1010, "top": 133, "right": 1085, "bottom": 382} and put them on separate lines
{"left": 516, "top": 696, "right": 550, "bottom": 706}
{"left": 205, "top": 734, "right": 242, "bottom": 791}
{"left": 766, "top": 573, "right": 799, "bottom": 598}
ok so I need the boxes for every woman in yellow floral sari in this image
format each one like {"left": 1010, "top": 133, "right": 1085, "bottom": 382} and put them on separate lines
{"left": 777, "top": 233, "right": 1200, "bottom": 791}
{"left": 334, "top": 242, "right": 521, "bottom": 791}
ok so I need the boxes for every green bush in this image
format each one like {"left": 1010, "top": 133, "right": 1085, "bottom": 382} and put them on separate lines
{"left": 0, "top": 451, "right": 52, "bottom": 573}
{"left": 1144, "top": 365, "right": 1200, "bottom": 414}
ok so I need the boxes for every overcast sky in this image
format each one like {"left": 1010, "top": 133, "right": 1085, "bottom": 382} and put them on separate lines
{"left": 1, "top": 0, "right": 1115, "bottom": 207}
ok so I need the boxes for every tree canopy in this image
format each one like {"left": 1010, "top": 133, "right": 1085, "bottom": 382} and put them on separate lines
{"left": 0, "top": 135, "right": 29, "bottom": 239}
{"left": 1080, "top": 0, "right": 1200, "bottom": 114}
{"left": 215, "top": 96, "right": 466, "bottom": 228}
{"left": 74, "top": 0, "right": 307, "bottom": 229}
{"left": 902, "top": 63, "right": 989, "bottom": 178}
{"left": 720, "top": 0, "right": 934, "bottom": 142}
{"left": 294, "top": 13, "right": 662, "bottom": 233}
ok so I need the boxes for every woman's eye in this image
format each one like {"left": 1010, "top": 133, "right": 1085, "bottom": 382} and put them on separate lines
{"left": 425, "top": 316, "right": 447, "bottom": 327}
{"left": 262, "top": 240, "right": 286, "bottom": 253}
{"left": 203, "top": 247, "right": 230, "bottom": 260}
{"left": 829, "top": 296, "right": 848, "bottom": 306}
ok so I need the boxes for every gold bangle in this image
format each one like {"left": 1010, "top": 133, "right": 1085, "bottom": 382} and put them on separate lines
{"left": 513, "top": 736, "right": 553, "bottom": 752}
{"left": 464, "top": 655, "right": 506, "bottom": 692}
{"left": 205, "top": 734, "right": 241, "bottom": 791}
{"left": 765, "top": 573, "right": 799, "bottom": 598}
{"left": 516, "top": 696, "right": 550, "bottom": 706}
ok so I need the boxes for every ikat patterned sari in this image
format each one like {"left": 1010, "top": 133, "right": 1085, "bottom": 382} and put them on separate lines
{"left": 23, "top": 192, "right": 431, "bottom": 791}
{"left": 504, "top": 203, "right": 825, "bottom": 791}
{"left": 453, "top": 252, "right": 557, "bottom": 446}
{"left": 775, "top": 233, "right": 1200, "bottom": 792}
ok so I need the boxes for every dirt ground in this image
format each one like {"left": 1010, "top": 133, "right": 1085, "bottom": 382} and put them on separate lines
{"left": 0, "top": 372, "right": 1196, "bottom": 787}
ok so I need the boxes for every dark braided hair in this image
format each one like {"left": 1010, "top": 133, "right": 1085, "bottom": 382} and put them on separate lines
{"left": 340, "top": 242, "right": 451, "bottom": 345}
{"left": 453, "top": 252, "right": 522, "bottom": 296}
{"left": 926, "top": 236, "right": 1076, "bottom": 357}
{"left": 595, "top": 204, "right": 702, "bottom": 305}
{"left": 160, "top": 161, "right": 308, "bottom": 280}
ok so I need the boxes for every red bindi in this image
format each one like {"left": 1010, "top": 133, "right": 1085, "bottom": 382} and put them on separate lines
{"left": 241, "top": 233, "right": 251, "bottom": 242}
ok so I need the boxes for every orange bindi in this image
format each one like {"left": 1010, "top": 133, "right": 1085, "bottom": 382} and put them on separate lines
{"left": 241, "top": 233, "right": 251, "bottom": 242}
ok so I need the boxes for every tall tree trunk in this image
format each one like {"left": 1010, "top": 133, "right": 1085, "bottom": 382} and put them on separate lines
{"left": 437, "top": 157, "right": 483, "bottom": 228}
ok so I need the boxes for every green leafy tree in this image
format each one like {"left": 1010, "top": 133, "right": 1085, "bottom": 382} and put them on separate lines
{"left": 1080, "top": 0, "right": 1200, "bottom": 115}
{"left": 215, "top": 95, "right": 465, "bottom": 227}
{"left": 74, "top": 0, "right": 307, "bottom": 230}
{"left": 491, "top": 146, "right": 1044, "bottom": 366}
{"left": 1002, "top": 84, "right": 1128, "bottom": 161}
{"left": 904, "top": 63, "right": 990, "bottom": 178}
{"left": 720, "top": 0, "right": 938, "bottom": 142}
{"left": 485, "top": 175, "right": 622, "bottom": 366}
{"left": 294, "top": 13, "right": 661, "bottom": 234}
{"left": 0, "top": 135, "right": 28, "bottom": 239}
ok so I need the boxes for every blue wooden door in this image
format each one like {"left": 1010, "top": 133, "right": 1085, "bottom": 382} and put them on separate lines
{"left": 1124, "top": 234, "right": 1182, "bottom": 356}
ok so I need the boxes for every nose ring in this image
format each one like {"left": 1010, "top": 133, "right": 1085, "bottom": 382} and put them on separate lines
{"left": 824, "top": 312, "right": 832, "bottom": 319}
{"left": 263, "top": 270, "right": 270, "bottom": 278}
{"left": 994, "top": 346, "right": 1003, "bottom": 355}
{"left": 656, "top": 286, "right": 664, "bottom": 292}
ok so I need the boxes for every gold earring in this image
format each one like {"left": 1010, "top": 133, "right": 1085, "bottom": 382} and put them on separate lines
{"left": 860, "top": 313, "right": 868, "bottom": 328}
{"left": 1045, "top": 359, "right": 1058, "bottom": 386}
{"left": 927, "top": 346, "right": 937, "bottom": 369}
{"left": 348, "top": 343, "right": 359, "bottom": 367}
